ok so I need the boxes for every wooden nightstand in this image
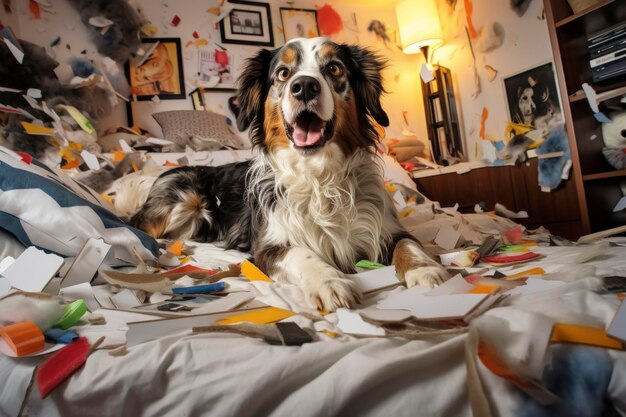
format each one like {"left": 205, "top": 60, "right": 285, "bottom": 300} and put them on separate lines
{"left": 412, "top": 159, "right": 583, "bottom": 240}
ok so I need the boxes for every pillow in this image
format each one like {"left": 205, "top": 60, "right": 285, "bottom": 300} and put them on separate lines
{"left": 153, "top": 110, "right": 248, "bottom": 151}
{"left": 0, "top": 146, "right": 159, "bottom": 265}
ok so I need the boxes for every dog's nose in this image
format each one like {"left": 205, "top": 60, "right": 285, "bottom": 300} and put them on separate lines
{"left": 290, "top": 76, "right": 321, "bottom": 102}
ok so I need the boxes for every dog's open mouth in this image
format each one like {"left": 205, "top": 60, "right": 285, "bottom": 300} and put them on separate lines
{"left": 287, "top": 110, "right": 333, "bottom": 150}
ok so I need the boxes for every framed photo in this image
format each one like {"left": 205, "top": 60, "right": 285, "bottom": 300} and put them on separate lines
{"left": 127, "top": 38, "right": 186, "bottom": 101}
{"left": 502, "top": 62, "right": 563, "bottom": 129}
{"left": 197, "top": 48, "right": 236, "bottom": 91}
{"left": 280, "top": 8, "right": 320, "bottom": 41}
{"left": 220, "top": 0, "right": 274, "bottom": 46}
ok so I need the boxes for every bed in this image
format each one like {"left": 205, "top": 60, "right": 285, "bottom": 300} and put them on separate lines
{"left": 1, "top": 145, "right": 625, "bottom": 417}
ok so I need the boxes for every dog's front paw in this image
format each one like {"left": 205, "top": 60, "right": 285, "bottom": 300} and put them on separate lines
{"left": 405, "top": 266, "right": 451, "bottom": 288}
{"left": 304, "top": 276, "right": 361, "bottom": 312}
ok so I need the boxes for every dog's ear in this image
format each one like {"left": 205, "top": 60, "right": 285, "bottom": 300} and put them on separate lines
{"left": 235, "top": 48, "right": 276, "bottom": 132}
{"left": 342, "top": 45, "right": 389, "bottom": 127}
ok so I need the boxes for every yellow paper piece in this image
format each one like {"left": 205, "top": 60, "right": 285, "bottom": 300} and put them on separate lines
{"left": 551, "top": 323, "right": 623, "bottom": 350}
{"left": 58, "top": 105, "right": 95, "bottom": 134}
{"left": 502, "top": 267, "right": 545, "bottom": 281}
{"left": 240, "top": 260, "right": 272, "bottom": 282}
{"left": 101, "top": 194, "right": 113, "bottom": 204}
{"left": 20, "top": 122, "right": 55, "bottom": 136}
{"left": 194, "top": 39, "right": 208, "bottom": 47}
{"left": 113, "top": 150, "right": 126, "bottom": 163}
{"left": 216, "top": 307, "right": 293, "bottom": 325}
{"left": 469, "top": 284, "right": 500, "bottom": 294}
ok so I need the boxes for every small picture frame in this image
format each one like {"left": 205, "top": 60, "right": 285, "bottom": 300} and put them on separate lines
{"left": 220, "top": 0, "right": 274, "bottom": 47}
{"left": 197, "top": 48, "right": 236, "bottom": 91}
{"left": 126, "top": 38, "right": 186, "bottom": 101}
{"left": 280, "top": 8, "right": 320, "bottom": 41}
{"left": 502, "top": 61, "right": 563, "bottom": 129}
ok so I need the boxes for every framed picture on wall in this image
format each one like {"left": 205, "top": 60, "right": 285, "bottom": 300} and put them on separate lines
{"left": 280, "top": 8, "right": 320, "bottom": 41}
{"left": 502, "top": 62, "right": 563, "bottom": 129}
{"left": 197, "top": 48, "right": 236, "bottom": 91}
{"left": 219, "top": 0, "right": 274, "bottom": 46}
{"left": 126, "top": 38, "right": 186, "bottom": 101}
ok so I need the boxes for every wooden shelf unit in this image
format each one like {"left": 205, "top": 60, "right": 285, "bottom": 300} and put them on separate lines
{"left": 544, "top": 0, "right": 626, "bottom": 236}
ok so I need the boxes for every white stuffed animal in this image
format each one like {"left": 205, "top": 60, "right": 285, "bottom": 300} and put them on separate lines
{"left": 602, "top": 111, "right": 626, "bottom": 170}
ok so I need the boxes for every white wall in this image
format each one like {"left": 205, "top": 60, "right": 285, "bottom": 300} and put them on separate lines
{"left": 1, "top": 0, "right": 429, "bottom": 150}
{"left": 434, "top": 0, "right": 554, "bottom": 161}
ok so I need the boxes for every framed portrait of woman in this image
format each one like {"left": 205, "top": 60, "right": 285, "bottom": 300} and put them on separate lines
{"left": 127, "top": 38, "right": 186, "bottom": 101}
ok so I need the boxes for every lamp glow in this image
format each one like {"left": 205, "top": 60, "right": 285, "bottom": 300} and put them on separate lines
{"left": 396, "top": 0, "right": 443, "bottom": 54}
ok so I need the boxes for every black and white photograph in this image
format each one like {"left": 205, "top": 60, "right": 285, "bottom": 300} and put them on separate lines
{"left": 230, "top": 10, "right": 263, "bottom": 35}
{"left": 219, "top": 0, "right": 274, "bottom": 46}
{"left": 503, "top": 62, "right": 563, "bottom": 129}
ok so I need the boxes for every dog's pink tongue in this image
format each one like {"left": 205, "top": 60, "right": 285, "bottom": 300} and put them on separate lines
{"left": 292, "top": 118, "right": 324, "bottom": 147}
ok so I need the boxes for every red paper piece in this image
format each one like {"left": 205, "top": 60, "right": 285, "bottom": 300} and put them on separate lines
{"left": 464, "top": 0, "right": 477, "bottom": 38}
{"left": 316, "top": 4, "right": 342, "bottom": 36}
{"left": 171, "top": 15, "right": 181, "bottom": 27}
{"left": 502, "top": 225, "right": 523, "bottom": 244}
{"left": 214, "top": 49, "right": 228, "bottom": 65}
{"left": 482, "top": 252, "right": 541, "bottom": 264}
{"left": 164, "top": 264, "right": 218, "bottom": 276}
{"left": 36, "top": 337, "right": 91, "bottom": 398}
{"left": 192, "top": 31, "right": 199, "bottom": 39}
{"left": 29, "top": 0, "right": 40, "bottom": 20}
{"left": 15, "top": 151, "right": 32, "bottom": 164}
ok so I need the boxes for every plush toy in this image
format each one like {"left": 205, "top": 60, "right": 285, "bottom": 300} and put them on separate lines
{"left": 602, "top": 111, "right": 626, "bottom": 170}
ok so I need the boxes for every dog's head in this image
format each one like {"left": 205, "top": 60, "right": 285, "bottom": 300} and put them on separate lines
{"left": 236, "top": 37, "right": 389, "bottom": 156}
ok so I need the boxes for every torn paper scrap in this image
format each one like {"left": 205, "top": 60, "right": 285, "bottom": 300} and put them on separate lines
{"left": 2, "top": 247, "right": 64, "bottom": 292}
{"left": 336, "top": 308, "right": 385, "bottom": 336}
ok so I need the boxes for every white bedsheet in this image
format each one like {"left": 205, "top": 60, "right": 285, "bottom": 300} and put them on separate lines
{"left": 2, "top": 243, "right": 625, "bottom": 417}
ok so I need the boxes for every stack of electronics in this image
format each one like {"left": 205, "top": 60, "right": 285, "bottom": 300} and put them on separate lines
{"left": 588, "top": 21, "right": 626, "bottom": 83}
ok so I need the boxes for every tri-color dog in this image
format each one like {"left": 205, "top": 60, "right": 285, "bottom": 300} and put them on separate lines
{"left": 117, "top": 37, "right": 450, "bottom": 311}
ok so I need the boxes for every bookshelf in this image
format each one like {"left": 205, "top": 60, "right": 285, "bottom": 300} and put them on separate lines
{"left": 544, "top": 0, "right": 626, "bottom": 235}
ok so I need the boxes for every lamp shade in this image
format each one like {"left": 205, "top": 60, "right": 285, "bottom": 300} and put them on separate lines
{"left": 396, "top": 0, "right": 443, "bottom": 54}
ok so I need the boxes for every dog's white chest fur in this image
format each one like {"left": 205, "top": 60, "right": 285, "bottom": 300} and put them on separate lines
{"left": 255, "top": 144, "right": 401, "bottom": 271}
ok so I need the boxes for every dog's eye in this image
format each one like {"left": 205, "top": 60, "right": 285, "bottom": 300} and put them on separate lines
{"left": 327, "top": 63, "right": 344, "bottom": 77}
{"left": 277, "top": 68, "right": 291, "bottom": 82}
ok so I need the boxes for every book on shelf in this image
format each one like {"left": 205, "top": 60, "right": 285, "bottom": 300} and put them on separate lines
{"left": 588, "top": 21, "right": 626, "bottom": 83}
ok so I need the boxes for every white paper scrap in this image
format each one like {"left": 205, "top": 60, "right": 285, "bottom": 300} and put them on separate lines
{"left": 0, "top": 277, "right": 12, "bottom": 296}
{"left": 582, "top": 83, "right": 599, "bottom": 113}
{"left": 506, "top": 278, "right": 565, "bottom": 296}
{"left": 3, "top": 38, "right": 24, "bottom": 64}
{"left": 0, "top": 256, "right": 15, "bottom": 275}
{"left": 613, "top": 196, "right": 626, "bottom": 213}
{"left": 0, "top": 86, "right": 22, "bottom": 93}
{"left": 61, "top": 238, "right": 111, "bottom": 288}
{"left": 425, "top": 274, "right": 473, "bottom": 295}
{"left": 1, "top": 247, "right": 64, "bottom": 292}
{"left": 118, "top": 139, "right": 134, "bottom": 153}
{"left": 146, "top": 137, "right": 175, "bottom": 146}
{"left": 80, "top": 150, "right": 100, "bottom": 170}
{"left": 88, "top": 16, "right": 114, "bottom": 28}
{"left": 336, "top": 308, "right": 385, "bottom": 336}
{"left": 435, "top": 226, "right": 461, "bottom": 250}
{"left": 111, "top": 289, "right": 142, "bottom": 309}
{"left": 59, "top": 282, "right": 100, "bottom": 311}
{"left": 26, "top": 88, "right": 42, "bottom": 99}
{"left": 350, "top": 266, "right": 399, "bottom": 293}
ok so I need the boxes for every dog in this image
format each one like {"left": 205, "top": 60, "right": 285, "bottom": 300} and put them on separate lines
{"left": 118, "top": 37, "right": 450, "bottom": 311}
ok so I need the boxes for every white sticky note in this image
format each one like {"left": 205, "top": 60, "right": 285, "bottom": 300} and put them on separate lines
{"left": 336, "top": 308, "right": 385, "bottom": 336}
{"left": 420, "top": 63, "right": 435, "bottom": 83}
{"left": 350, "top": 266, "right": 399, "bottom": 293}
{"left": 80, "top": 150, "right": 100, "bottom": 170}
{"left": 608, "top": 300, "right": 626, "bottom": 342}
{"left": 2, "top": 247, "right": 64, "bottom": 292}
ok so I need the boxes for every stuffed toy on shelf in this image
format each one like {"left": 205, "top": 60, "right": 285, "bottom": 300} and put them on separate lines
{"left": 602, "top": 111, "right": 626, "bottom": 170}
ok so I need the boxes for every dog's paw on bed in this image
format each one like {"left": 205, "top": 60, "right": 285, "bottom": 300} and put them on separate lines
{"left": 404, "top": 266, "right": 451, "bottom": 288}
{"left": 304, "top": 276, "right": 362, "bottom": 311}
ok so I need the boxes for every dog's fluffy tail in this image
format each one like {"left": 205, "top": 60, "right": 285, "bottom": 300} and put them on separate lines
{"left": 113, "top": 171, "right": 160, "bottom": 219}
{"left": 161, "top": 190, "right": 212, "bottom": 239}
